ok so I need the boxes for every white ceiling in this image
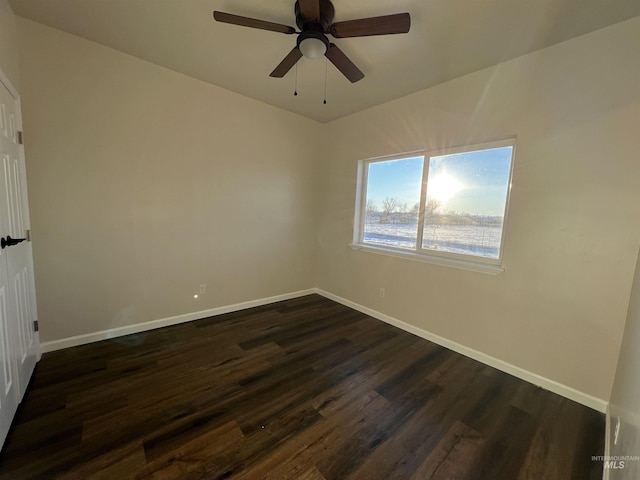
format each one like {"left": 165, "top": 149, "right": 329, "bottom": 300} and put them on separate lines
{"left": 9, "top": 0, "right": 640, "bottom": 123}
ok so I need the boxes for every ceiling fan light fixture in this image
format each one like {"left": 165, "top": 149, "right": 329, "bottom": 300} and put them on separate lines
{"left": 299, "top": 37, "right": 327, "bottom": 59}
{"left": 297, "top": 30, "right": 329, "bottom": 60}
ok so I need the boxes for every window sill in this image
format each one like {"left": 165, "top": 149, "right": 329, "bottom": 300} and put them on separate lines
{"left": 349, "top": 243, "right": 505, "bottom": 275}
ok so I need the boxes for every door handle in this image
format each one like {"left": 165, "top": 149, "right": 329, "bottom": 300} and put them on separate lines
{"left": 1, "top": 236, "right": 26, "bottom": 249}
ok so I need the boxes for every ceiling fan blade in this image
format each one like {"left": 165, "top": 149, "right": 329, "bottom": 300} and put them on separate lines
{"left": 298, "top": 0, "right": 320, "bottom": 22}
{"left": 270, "top": 47, "right": 303, "bottom": 77}
{"left": 330, "top": 13, "right": 410, "bottom": 38}
{"left": 213, "top": 11, "right": 296, "bottom": 35}
{"left": 325, "top": 44, "right": 364, "bottom": 83}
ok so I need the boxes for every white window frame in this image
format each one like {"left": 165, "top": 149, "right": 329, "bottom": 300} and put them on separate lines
{"left": 352, "top": 139, "right": 516, "bottom": 274}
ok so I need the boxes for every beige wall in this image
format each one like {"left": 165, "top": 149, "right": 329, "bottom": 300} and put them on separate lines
{"left": 16, "top": 18, "right": 321, "bottom": 343}
{"left": 0, "top": 0, "right": 19, "bottom": 88}
{"left": 12, "top": 11, "right": 640, "bottom": 404}
{"left": 609, "top": 247, "right": 640, "bottom": 479}
{"left": 316, "top": 17, "right": 640, "bottom": 402}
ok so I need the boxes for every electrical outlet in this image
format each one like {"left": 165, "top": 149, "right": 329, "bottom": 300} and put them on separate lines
{"left": 614, "top": 416, "right": 621, "bottom": 445}
{"left": 379, "top": 288, "right": 385, "bottom": 298}
{"left": 199, "top": 284, "right": 207, "bottom": 294}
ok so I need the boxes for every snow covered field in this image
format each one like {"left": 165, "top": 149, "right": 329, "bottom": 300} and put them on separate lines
{"left": 363, "top": 222, "right": 502, "bottom": 258}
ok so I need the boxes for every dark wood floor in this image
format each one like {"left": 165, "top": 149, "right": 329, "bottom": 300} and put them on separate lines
{"left": 0, "top": 294, "right": 604, "bottom": 479}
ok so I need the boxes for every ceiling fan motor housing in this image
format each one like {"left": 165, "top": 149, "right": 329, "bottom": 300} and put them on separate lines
{"left": 295, "top": 0, "right": 335, "bottom": 32}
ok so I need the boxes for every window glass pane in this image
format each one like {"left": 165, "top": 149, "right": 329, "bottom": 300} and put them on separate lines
{"left": 421, "top": 146, "right": 513, "bottom": 259}
{"left": 364, "top": 156, "right": 423, "bottom": 250}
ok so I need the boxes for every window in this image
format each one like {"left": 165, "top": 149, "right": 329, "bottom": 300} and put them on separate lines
{"left": 353, "top": 139, "right": 515, "bottom": 272}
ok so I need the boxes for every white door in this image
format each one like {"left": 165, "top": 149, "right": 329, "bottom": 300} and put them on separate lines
{"left": 0, "top": 131, "right": 19, "bottom": 448}
{"left": 0, "top": 71, "right": 39, "bottom": 447}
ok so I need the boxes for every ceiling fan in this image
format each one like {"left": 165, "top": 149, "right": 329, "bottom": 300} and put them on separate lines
{"left": 213, "top": 0, "right": 411, "bottom": 83}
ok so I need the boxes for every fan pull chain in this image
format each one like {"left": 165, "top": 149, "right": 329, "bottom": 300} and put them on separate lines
{"left": 294, "top": 63, "right": 298, "bottom": 96}
{"left": 323, "top": 58, "right": 328, "bottom": 104}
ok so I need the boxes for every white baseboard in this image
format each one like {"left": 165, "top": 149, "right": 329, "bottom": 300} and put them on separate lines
{"left": 315, "top": 288, "right": 608, "bottom": 413}
{"left": 39, "top": 286, "right": 608, "bottom": 413}
{"left": 40, "top": 289, "right": 316, "bottom": 353}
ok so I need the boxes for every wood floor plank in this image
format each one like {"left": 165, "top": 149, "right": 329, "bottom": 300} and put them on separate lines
{"left": 409, "top": 421, "right": 485, "bottom": 480}
{"left": 466, "top": 405, "right": 539, "bottom": 480}
{"left": 0, "top": 294, "right": 605, "bottom": 479}
{"left": 62, "top": 441, "right": 147, "bottom": 480}
{"left": 315, "top": 380, "right": 441, "bottom": 479}
{"left": 135, "top": 421, "right": 245, "bottom": 480}
{"left": 232, "top": 384, "right": 390, "bottom": 480}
